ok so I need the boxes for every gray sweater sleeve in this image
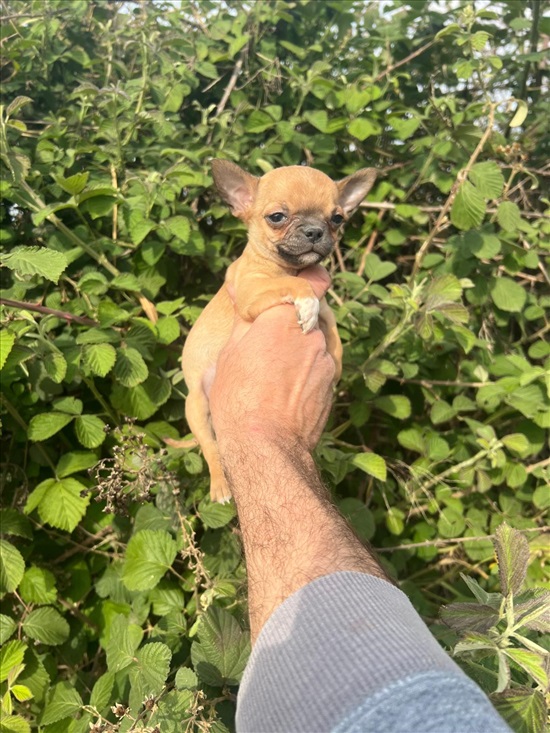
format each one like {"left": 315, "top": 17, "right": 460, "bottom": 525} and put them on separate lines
{"left": 236, "top": 572, "right": 511, "bottom": 733}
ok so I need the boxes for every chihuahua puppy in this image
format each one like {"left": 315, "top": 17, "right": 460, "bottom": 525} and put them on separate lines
{"left": 173, "top": 160, "right": 376, "bottom": 502}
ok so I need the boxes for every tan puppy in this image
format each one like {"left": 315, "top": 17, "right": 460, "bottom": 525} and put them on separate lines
{"left": 175, "top": 161, "right": 376, "bottom": 502}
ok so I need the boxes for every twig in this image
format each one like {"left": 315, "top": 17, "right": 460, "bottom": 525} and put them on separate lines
{"left": 360, "top": 201, "right": 546, "bottom": 219}
{"left": 386, "top": 376, "right": 489, "bottom": 388}
{"left": 526, "top": 457, "right": 550, "bottom": 474}
{"left": 411, "top": 104, "right": 496, "bottom": 278}
{"left": 375, "top": 525, "right": 549, "bottom": 553}
{"left": 0, "top": 298, "right": 98, "bottom": 326}
{"left": 374, "top": 39, "right": 435, "bottom": 82}
{"left": 215, "top": 54, "right": 244, "bottom": 117}
{"left": 357, "top": 209, "right": 386, "bottom": 277}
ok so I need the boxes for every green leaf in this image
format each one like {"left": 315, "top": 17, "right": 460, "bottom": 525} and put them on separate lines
{"left": 0, "top": 641, "right": 26, "bottom": 683}
{"left": 386, "top": 507, "right": 405, "bottom": 535}
{"left": 164, "top": 216, "right": 191, "bottom": 242}
{"left": 156, "top": 316, "right": 180, "bottom": 345}
{"left": 438, "top": 506, "right": 465, "bottom": 539}
{"left": 0, "top": 615, "right": 17, "bottom": 645}
{"left": 0, "top": 509, "right": 32, "bottom": 539}
{"left": 450, "top": 180, "right": 486, "bottom": 230}
{"left": 303, "top": 110, "right": 328, "bottom": 133}
{"left": 490, "top": 277, "right": 527, "bottom": 313}
{"left": 374, "top": 395, "right": 411, "bottom": 420}
{"left": 504, "top": 648, "right": 549, "bottom": 689}
{"left": 43, "top": 351, "right": 67, "bottom": 384}
{"left": 492, "top": 690, "right": 547, "bottom": 733}
{"left": 198, "top": 499, "right": 236, "bottom": 529}
{"left": 11, "top": 684, "right": 32, "bottom": 703}
{"left": 41, "top": 681, "right": 83, "bottom": 726}
{"left": 53, "top": 396, "right": 83, "bottom": 415}
{"left": 106, "top": 615, "right": 143, "bottom": 672}
{"left": 0, "top": 331, "right": 16, "bottom": 370}
{"left": 493, "top": 523, "right": 529, "bottom": 596}
{"left": 23, "top": 607, "right": 70, "bottom": 646}
{"left": 114, "top": 347, "right": 148, "bottom": 387}
{"left": 56, "top": 451, "right": 97, "bottom": 478}
{"left": 509, "top": 100, "right": 528, "bottom": 128}
{"left": 501, "top": 433, "right": 530, "bottom": 457}
{"left": 130, "top": 642, "right": 172, "bottom": 696}
{"left": 175, "top": 667, "right": 198, "bottom": 690}
{"left": 470, "top": 31, "right": 490, "bottom": 50}
{"left": 89, "top": 672, "right": 115, "bottom": 711}
{"left": 497, "top": 201, "right": 522, "bottom": 232}
{"left": 74, "top": 415, "right": 107, "bottom": 449}
{"left": 6, "top": 96, "right": 33, "bottom": 117}
{"left": 469, "top": 162, "right": 504, "bottom": 199}
{"left": 191, "top": 607, "right": 250, "bottom": 687}
{"left": 56, "top": 171, "right": 89, "bottom": 195}
{"left": 397, "top": 428, "right": 425, "bottom": 454}
{"left": 19, "top": 567, "right": 57, "bottom": 604}
{"left": 82, "top": 342, "right": 117, "bottom": 377}
{"left": 244, "top": 110, "right": 274, "bottom": 133}
{"left": 339, "top": 498, "right": 375, "bottom": 541}
{"left": 440, "top": 602, "right": 499, "bottom": 633}
{"left": 0, "top": 246, "right": 68, "bottom": 283}
{"left": 363, "top": 254, "right": 397, "bottom": 281}
{"left": 0, "top": 714, "right": 31, "bottom": 733}
{"left": 27, "top": 412, "right": 74, "bottom": 441}
{"left": 122, "top": 530, "right": 178, "bottom": 591}
{"left": 347, "top": 117, "right": 379, "bottom": 141}
{"left": 0, "top": 540, "right": 25, "bottom": 594}
{"left": 352, "top": 452, "right": 387, "bottom": 481}
{"left": 430, "top": 400, "right": 457, "bottom": 425}
{"left": 27, "top": 477, "right": 90, "bottom": 532}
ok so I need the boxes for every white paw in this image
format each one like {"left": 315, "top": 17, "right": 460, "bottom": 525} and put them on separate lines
{"left": 294, "top": 297, "right": 319, "bottom": 334}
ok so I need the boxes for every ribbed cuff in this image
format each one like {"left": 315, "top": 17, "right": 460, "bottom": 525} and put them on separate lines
{"left": 236, "top": 572, "right": 472, "bottom": 732}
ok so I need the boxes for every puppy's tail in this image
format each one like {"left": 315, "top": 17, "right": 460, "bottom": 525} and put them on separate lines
{"left": 163, "top": 437, "right": 199, "bottom": 449}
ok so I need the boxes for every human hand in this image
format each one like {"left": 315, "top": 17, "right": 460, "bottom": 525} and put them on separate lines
{"left": 209, "top": 266, "right": 336, "bottom": 453}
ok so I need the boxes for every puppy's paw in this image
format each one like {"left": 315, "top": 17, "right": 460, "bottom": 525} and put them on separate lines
{"left": 294, "top": 297, "right": 320, "bottom": 334}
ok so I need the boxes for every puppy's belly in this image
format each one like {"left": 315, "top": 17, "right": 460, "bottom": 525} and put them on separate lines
{"left": 182, "top": 285, "right": 234, "bottom": 393}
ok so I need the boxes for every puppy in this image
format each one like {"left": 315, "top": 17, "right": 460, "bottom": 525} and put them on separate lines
{"left": 173, "top": 161, "right": 376, "bottom": 503}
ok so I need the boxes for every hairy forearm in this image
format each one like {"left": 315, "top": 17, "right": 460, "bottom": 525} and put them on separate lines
{"left": 219, "top": 434, "right": 388, "bottom": 641}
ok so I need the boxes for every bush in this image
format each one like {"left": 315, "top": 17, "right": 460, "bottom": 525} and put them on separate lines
{"left": 0, "top": 1, "right": 548, "bottom": 731}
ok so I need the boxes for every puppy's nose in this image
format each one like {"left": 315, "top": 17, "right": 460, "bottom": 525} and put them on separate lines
{"left": 304, "top": 226, "right": 324, "bottom": 244}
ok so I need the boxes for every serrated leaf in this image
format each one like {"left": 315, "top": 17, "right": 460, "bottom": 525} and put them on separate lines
{"left": 303, "top": 110, "right": 328, "bottom": 133}
{"left": 440, "top": 602, "right": 499, "bottom": 633}
{"left": 244, "top": 110, "right": 274, "bottom": 133}
{"left": 56, "top": 451, "right": 97, "bottom": 478}
{"left": 114, "top": 347, "right": 148, "bottom": 387}
{"left": 74, "top": 414, "right": 106, "bottom": 448}
{"left": 0, "top": 714, "right": 31, "bottom": 733}
{"left": 163, "top": 217, "right": 190, "bottom": 242}
{"left": 430, "top": 400, "right": 457, "bottom": 425}
{"left": 130, "top": 643, "right": 172, "bottom": 696}
{"left": 397, "top": 428, "right": 425, "bottom": 454}
{"left": 11, "top": 685, "right": 32, "bottom": 702}
{"left": 0, "top": 331, "right": 16, "bottom": 370}
{"left": 0, "top": 540, "right": 25, "bottom": 594}
{"left": 191, "top": 607, "right": 250, "bottom": 687}
{"left": 374, "top": 395, "right": 411, "bottom": 420}
{"left": 493, "top": 523, "right": 529, "bottom": 596}
{"left": 41, "top": 681, "right": 83, "bottom": 726}
{"left": 106, "top": 615, "right": 143, "bottom": 672}
{"left": 469, "top": 162, "right": 504, "bottom": 199}
{"left": 454, "top": 631, "right": 497, "bottom": 654}
{"left": 156, "top": 316, "right": 180, "bottom": 345}
{"left": 175, "top": 667, "right": 198, "bottom": 690}
{"left": 23, "top": 607, "right": 69, "bottom": 646}
{"left": 504, "top": 648, "right": 549, "bottom": 688}
{"left": 53, "top": 396, "right": 83, "bottom": 415}
{"left": 122, "top": 530, "right": 177, "bottom": 591}
{"left": 347, "top": 117, "right": 379, "bottom": 141}
{"left": 0, "top": 509, "right": 32, "bottom": 539}
{"left": 26, "top": 477, "right": 90, "bottom": 532}
{"left": 501, "top": 433, "right": 530, "bottom": 456}
{"left": 492, "top": 690, "right": 547, "bottom": 733}
{"left": 198, "top": 498, "right": 236, "bottom": 529}
{"left": 363, "top": 253, "right": 397, "bottom": 281}
{"left": 0, "top": 246, "right": 68, "bottom": 283}
{"left": 56, "top": 171, "right": 89, "bottom": 195}
{"left": 6, "top": 96, "right": 33, "bottom": 117}
{"left": 450, "top": 180, "right": 486, "bottom": 230}
{"left": 490, "top": 277, "right": 527, "bottom": 313}
{"left": 83, "top": 342, "right": 116, "bottom": 377}
{"left": 497, "top": 201, "right": 521, "bottom": 232}
{"left": 425, "top": 274, "right": 463, "bottom": 304}
{"left": 470, "top": 30, "right": 490, "bottom": 50}
{"left": 509, "top": 100, "right": 528, "bottom": 128}
{"left": 27, "top": 412, "right": 74, "bottom": 441}
{"left": 43, "top": 351, "right": 67, "bottom": 383}
{"left": 352, "top": 452, "right": 387, "bottom": 481}
{"left": 0, "top": 615, "right": 17, "bottom": 645}
{"left": 89, "top": 672, "right": 114, "bottom": 711}
{"left": 515, "top": 590, "right": 550, "bottom": 632}
{"left": 0, "top": 641, "right": 26, "bottom": 683}
{"left": 19, "top": 566, "right": 57, "bottom": 604}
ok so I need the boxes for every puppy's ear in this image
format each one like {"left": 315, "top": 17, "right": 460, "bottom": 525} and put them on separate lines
{"left": 211, "top": 160, "right": 259, "bottom": 220}
{"left": 337, "top": 168, "right": 377, "bottom": 216}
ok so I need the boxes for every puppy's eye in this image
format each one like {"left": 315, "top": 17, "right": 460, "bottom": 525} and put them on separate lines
{"left": 331, "top": 213, "right": 344, "bottom": 226}
{"left": 266, "top": 212, "right": 287, "bottom": 224}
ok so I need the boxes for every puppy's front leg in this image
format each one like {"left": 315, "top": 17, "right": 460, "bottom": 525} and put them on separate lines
{"left": 237, "top": 276, "right": 319, "bottom": 333}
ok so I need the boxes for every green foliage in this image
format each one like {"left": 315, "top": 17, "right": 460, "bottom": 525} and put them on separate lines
{"left": 0, "top": 1, "right": 548, "bottom": 732}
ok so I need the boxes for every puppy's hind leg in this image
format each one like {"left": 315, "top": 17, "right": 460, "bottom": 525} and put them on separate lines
{"left": 185, "top": 387, "right": 231, "bottom": 503}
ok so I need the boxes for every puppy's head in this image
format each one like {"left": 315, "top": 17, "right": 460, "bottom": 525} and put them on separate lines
{"left": 211, "top": 160, "right": 376, "bottom": 269}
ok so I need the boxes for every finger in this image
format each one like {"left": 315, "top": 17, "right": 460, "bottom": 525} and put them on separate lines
{"left": 298, "top": 265, "right": 331, "bottom": 299}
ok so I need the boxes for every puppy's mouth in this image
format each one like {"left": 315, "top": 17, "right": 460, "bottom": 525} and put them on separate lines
{"left": 276, "top": 246, "right": 326, "bottom": 267}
